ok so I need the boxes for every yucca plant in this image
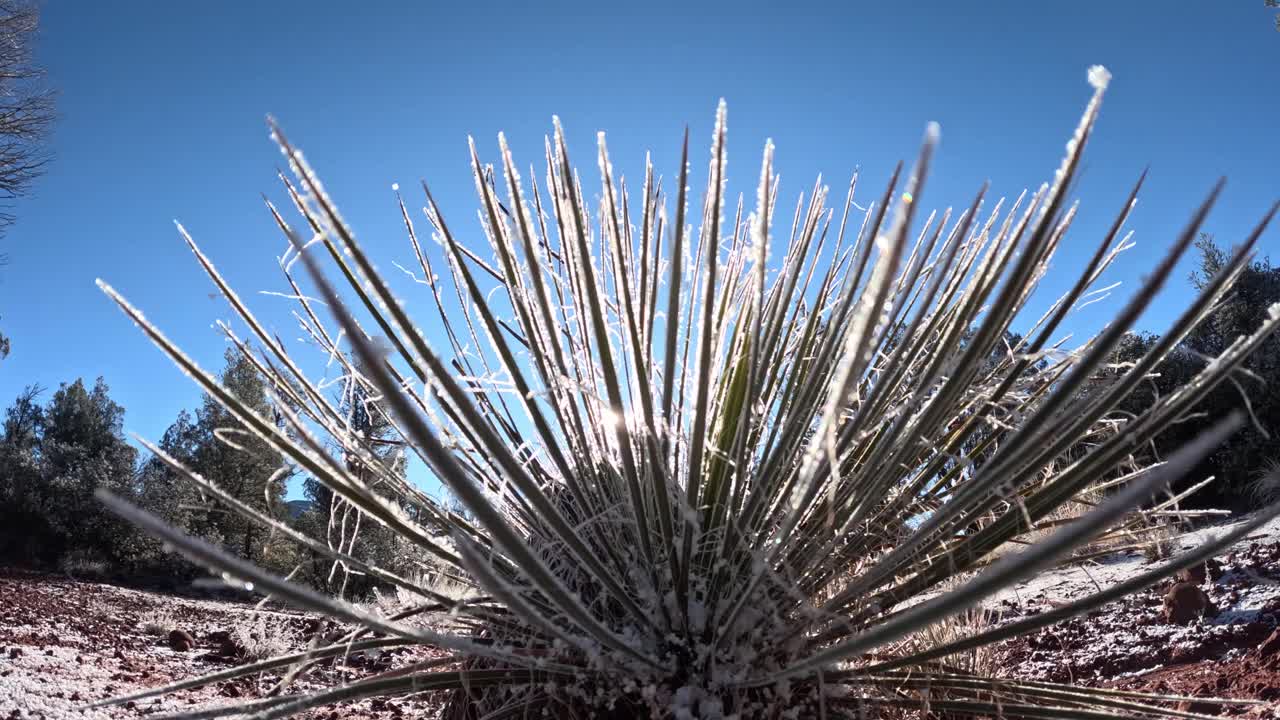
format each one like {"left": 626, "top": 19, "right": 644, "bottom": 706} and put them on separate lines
{"left": 94, "top": 65, "right": 1280, "bottom": 719}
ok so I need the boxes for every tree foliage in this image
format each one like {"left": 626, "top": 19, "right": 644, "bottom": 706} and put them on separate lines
{"left": 0, "top": 379, "right": 139, "bottom": 567}
{"left": 1109, "top": 234, "right": 1280, "bottom": 510}
{"left": 0, "top": 350, "right": 300, "bottom": 580}
{"left": 137, "top": 349, "right": 293, "bottom": 573}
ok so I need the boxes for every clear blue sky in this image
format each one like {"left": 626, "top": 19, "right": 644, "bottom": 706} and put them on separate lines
{"left": 2, "top": 1, "right": 1277, "bottom": 498}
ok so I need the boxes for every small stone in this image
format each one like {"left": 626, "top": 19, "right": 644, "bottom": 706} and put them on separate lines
{"left": 212, "top": 632, "right": 244, "bottom": 658}
{"left": 168, "top": 629, "right": 196, "bottom": 652}
{"left": 1162, "top": 582, "right": 1212, "bottom": 625}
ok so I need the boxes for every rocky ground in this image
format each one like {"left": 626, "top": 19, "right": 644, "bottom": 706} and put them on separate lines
{"left": 991, "top": 516, "right": 1280, "bottom": 718}
{"left": 0, "top": 569, "right": 448, "bottom": 719}
{"left": 2, "top": 515, "right": 1279, "bottom": 719}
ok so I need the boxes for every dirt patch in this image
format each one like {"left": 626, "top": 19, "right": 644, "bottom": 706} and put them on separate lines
{"left": 0, "top": 568, "right": 449, "bottom": 719}
{"left": 994, "top": 538, "right": 1280, "bottom": 717}
{"left": 6, "top": 532, "right": 1280, "bottom": 718}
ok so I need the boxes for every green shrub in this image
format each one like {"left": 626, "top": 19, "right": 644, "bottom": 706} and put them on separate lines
{"left": 0, "top": 379, "right": 143, "bottom": 571}
{"left": 94, "top": 66, "right": 1280, "bottom": 719}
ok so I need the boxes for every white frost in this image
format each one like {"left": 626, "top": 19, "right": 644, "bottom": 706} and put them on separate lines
{"left": 1087, "top": 65, "right": 1112, "bottom": 91}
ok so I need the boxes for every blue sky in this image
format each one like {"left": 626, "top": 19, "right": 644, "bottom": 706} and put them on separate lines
{"left": 2, "top": 2, "right": 1277, "bottom": 498}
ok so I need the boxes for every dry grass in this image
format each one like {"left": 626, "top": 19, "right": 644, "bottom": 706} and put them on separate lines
{"left": 359, "top": 570, "right": 483, "bottom": 634}
{"left": 230, "top": 613, "right": 295, "bottom": 662}
{"left": 895, "top": 577, "right": 1002, "bottom": 678}
{"left": 1249, "top": 459, "right": 1280, "bottom": 506}
{"left": 58, "top": 549, "right": 110, "bottom": 580}
{"left": 1139, "top": 524, "right": 1180, "bottom": 562}
{"left": 138, "top": 607, "right": 179, "bottom": 637}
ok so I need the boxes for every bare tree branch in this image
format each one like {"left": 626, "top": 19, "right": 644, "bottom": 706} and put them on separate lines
{"left": 0, "top": 0, "right": 54, "bottom": 358}
{"left": 0, "top": 0, "right": 53, "bottom": 235}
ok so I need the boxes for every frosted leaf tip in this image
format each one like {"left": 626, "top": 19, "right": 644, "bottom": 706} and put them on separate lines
{"left": 1088, "top": 65, "right": 1111, "bottom": 91}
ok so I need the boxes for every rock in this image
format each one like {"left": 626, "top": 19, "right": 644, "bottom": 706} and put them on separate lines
{"left": 1162, "top": 581, "right": 1212, "bottom": 624}
{"left": 1176, "top": 562, "right": 1208, "bottom": 584}
{"left": 168, "top": 629, "right": 196, "bottom": 652}
{"left": 220, "top": 638, "right": 244, "bottom": 658}
{"left": 207, "top": 631, "right": 243, "bottom": 658}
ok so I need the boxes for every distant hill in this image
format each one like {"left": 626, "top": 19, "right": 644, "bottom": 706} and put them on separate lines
{"left": 284, "top": 499, "right": 314, "bottom": 520}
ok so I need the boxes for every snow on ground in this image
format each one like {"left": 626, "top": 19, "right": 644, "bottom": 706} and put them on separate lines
{"left": 988, "top": 512, "right": 1280, "bottom": 611}
{"left": 986, "top": 511, "right": 1280, "bottom": 718}
{"left": 3, "top": 513, "right": 1279, "bottom": 718}
{"left": 0, "top": 569, "right": 447, "bottom": 719}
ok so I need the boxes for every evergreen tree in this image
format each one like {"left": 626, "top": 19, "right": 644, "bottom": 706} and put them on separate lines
{"left": 133, "top": 409, "right": 221, "bottom": 577}
{"left": 0, "top": 379, "right": 140, "bottom": 567}
{"left": 0, "top": 385, "right": 48, "bottom": 560}
{"left": 1109, "top": 234, "right": 1280, "bottom": 510}
{"left": 189, "top": 349, "right": 291, "bottom": 565}
{"left": 135, "top": 349, "right": 292, "bottom": 571}
{"left": 39, "top": 378, "right": 140, "bottom": 562}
